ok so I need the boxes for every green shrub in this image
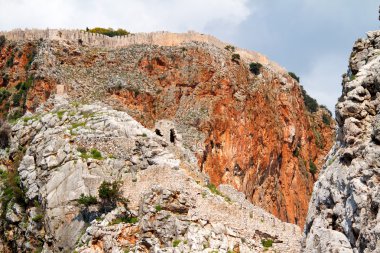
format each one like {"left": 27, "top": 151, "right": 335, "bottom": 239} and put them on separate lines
{"left": 2, "top": 74, "right": 9, "bottom": 87}
{"left": 261, "top": 239, "right": 273, "bottom": 248}
{"left": 8, "top": 109, "right": 24, "bottom": 122}
{"left": 79, "top": 147, "right": 102, "bottom": 160}
{"left": 207, "top": 184, "right": 222, "bottom": 196}
{"left": 90, "top": 149, "right": 102, "bottom": 159}
{"left": 293, "top": 146, "right": 300, "bottom": 157}
{"left": 0, "top": 169, "right": 26, "bottom": 219}
{"left": 56, "top": 110, "right": 65, "bottom": 120}
{"left": 0, "top": 120, "right": 10, "bottom": 149}
{"left": 87, "top": 27, "right": 130, "bottom": 37}
{"left": 0, "top": 88, "right": 10, "bottom": 104}
{"left": 288, "top": 72, "right": 300, "bottom": 82}
{"left": 249, "top": 62, "right": 263, "bottom": 75}
{"left": 319, "top": 105, "right": 332, "bottom": 116}
{"left": 12, "top": 93, "right": 22, "bottom": 106}
{"left": 309, "top": 160, "right": 317, "bottom": 175}
{"left": 300, "top": 86, "right": 318, "bottom": 113}
{"left": 32, "top": 214, "right": 44, "bottom": 222}
{"left": 173, "top": 239, "right": 181, "bottom": 247}
{"left": 111, "top": 216, "right": 138, "bottom": 225}
{"left": 98, "top": 181, "right": 127, "bottom": 210}
{"left": 77, "top": 193, "right": 98, "bottom": 207}
{"left": 26, "top": 49, "right": 37, "bottom": 70}
{"left": 155, "top": 205, "right": 162, "bottom": 212}
{"left": 224, "top": 45, "right": 235, "bottom": 52}
{"left": 0, "top": 35, "right": 5, "bottom": 48}
{"left": 231, "top": 53, "right": 240, "bottom": 62}
{"left": 6, "top": 53, "right": 14, "bottom": 68}
{"left": 322, "top": 113, "right": 331, "bottom": 126}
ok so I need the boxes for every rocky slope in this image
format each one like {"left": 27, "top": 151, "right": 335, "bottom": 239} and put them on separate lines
{"left": 303, "top": 31, "right": 380, "bottom": 252}
{"left": 0, "top": 97, "right": 301, "bottom": 252}
{"left": 0, "top": 30, "right": 335, "bottom": 227}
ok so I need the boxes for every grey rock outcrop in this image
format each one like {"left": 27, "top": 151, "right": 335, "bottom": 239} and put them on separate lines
{"left": 0, "top": 98, "right": 301, "bottom": 252}
{"left": 303, "top": 31, "right": 380, "bottom": 252}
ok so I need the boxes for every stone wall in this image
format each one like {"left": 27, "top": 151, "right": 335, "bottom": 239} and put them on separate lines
{"left": 0, "top": 29, "right": 285, "bottom": 73}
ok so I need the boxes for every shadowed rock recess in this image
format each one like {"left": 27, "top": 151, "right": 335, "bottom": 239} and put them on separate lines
{"left": 303, "top": 31, "right": 380, "bottom": 252}
{"left": 0, "top": 29, "right": 334, "bottom": 252}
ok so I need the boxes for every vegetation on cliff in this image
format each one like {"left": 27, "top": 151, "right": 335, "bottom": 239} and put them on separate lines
{"left": 86, "top": 27, "right": 130, "bottom": 37}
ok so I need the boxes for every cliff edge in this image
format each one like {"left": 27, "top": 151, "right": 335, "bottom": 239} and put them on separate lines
{"left": 303, "top": 31, "right": 380, "bottom": 252}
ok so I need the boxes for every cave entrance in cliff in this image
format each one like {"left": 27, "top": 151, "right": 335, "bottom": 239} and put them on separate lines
{"left": 155, "top": 129, "right": 163, "bottom": 137}
{"left": 170, "top": 129, "right": 176, "bottom": 143}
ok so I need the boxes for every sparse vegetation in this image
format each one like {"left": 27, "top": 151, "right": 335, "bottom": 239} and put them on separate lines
{"left": 6, "top": 53, "right": 14, "bottom": 68}
{"left": 155, "top": 205, "right": 163, "bottom": 212}
{"left": 32, "top": 214, "right": 44, "bottom": 222}
{"left": 312, "top": 128, "right": 324, "bottom": 149}
{"left": 300, "top": 86, "right": 319, "bottom": 113}
{"left": 172, "top": 239, "right": 182, "bottom": 247}
{"left": 56, "top": 110, "right": 65, "bottom": 120}
{"left": 87, "top": 27, "right": 130, "bottom": 37}
{"left": 79, "top": 148, "right": 103, "bottom": 160}
{"left": 309, "top": 160, "right": 317, "bottom": 175}
{"left": 98, "top": 180, "right": 127, "bottom": 211}
{"left": 0, "top": 168, "right": 26, "bottom": 220}
{"left": 249, "top": 62, "right": 263, "bottom": 75}
{"left": 8, "top": 109, "right": 24, "bottom": 122}
{"left": 207, "top": 183, "right": 222, "bottom": 195}
{"left": 77, "top": 193, "right": 98, "bottom": 207}
{"left": 0, "top": 119, "right": 10, "bottom": 149}
{"left": 231, "top": 53, "right": 240, "bottom": 62}
{"left": 111, "top": 216, "right": 138, "bottom": 225}
{"left": 261, "top": 239, "right": 273, "bottom": 248}
{"left": 90, "top": 149, "right": 102, "bottom": 159}
{"left": 288, "top": 72, "right": 300, "bottom": 82}
{"left": 224, "top": 45, "right": 235, "bottom": 52}
{"left": 293, "top": 146, "right": 300, "bottom": 157}
{"left": 0, "top": 88, "right": 11, "bottom": 104}
{"left": 12, "top": 93, "right": 22, "bottom": 107}
{"left": 0, "top": 35, "right": 5, "bottom": 48}
{"left": 26, "top": 49, "right": 37, "bottom": 70}
{"left": 322, "top": 113, "right": 331, "bottom": 126}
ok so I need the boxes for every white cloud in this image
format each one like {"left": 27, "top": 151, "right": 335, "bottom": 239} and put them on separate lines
{"left": 0, "top": 0, "right": 251, "bottom": 33}
{"left": 301, "top": 54, "right": 347, "bottom": 113}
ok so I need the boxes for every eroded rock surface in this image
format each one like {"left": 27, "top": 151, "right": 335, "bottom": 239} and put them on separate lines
{"left": 304, "top": 30, "right": 380, "bottom": 253}
{"left": 0, "top": 99, "right": 301, "bottom": 252}
{"left": 0, "top": 30, "right": 335, "bottom": 227}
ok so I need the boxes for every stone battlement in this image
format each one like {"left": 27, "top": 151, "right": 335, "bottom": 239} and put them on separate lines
{"left": 0, "top": 29, "right": 285, "bottom": 73}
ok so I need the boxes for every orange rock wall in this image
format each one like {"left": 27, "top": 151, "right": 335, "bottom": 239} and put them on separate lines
{"left": 102, "top": 46, "right": 335, "bottom": 227}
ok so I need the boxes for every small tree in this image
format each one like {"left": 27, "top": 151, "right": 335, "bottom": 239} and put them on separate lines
{"left": 288, "top": 72, "right": 300, "bottom": 82}
{"left": 249, "top": 62, "right": 263, "bottom": 75}
{"left": 224, "top": 45, "right": 235, "bottom": 52}
{"left": 98, "top": 181, "right": 128, "bottom": 212}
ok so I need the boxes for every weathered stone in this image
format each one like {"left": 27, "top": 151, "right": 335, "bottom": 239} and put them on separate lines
{"left": 304, "top": 30, "right": 380, "bottom": 253}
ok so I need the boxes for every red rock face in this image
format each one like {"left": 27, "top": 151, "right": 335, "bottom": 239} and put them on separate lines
{"left": 0, "top": 39, "right": 334, "bottom": 227}
{"left": 0, "top": 41, "right": 54, "bottom": 118}
{"left": 102, "top": 46, "right": 335, "bottom": 227}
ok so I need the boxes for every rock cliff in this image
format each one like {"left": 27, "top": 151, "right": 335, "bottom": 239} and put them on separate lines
{"left": 303, "top": 31, "right": 380, "bottom": 252}
{"left": 0, "top": 30, "right": 334, "bottom": 229}
{"left": 0, "top": 98, "right": 301, "bottom": 252}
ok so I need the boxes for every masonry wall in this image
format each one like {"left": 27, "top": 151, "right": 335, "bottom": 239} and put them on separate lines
{"left": 0, "top": 29, "right": 285, "bottom": 73}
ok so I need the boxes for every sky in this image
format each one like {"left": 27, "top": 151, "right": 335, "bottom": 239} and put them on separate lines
{"left": 0, "top": 0, "right": 378, "bottom": 113}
